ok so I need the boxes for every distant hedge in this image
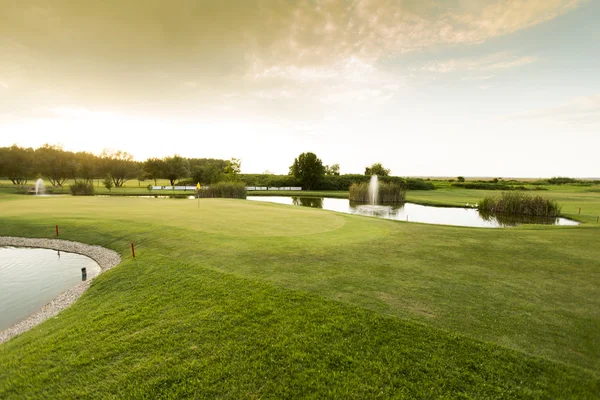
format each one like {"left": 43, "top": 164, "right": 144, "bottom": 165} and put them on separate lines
{"left": 450, "top": 182, "right": 526, "bottom": 191}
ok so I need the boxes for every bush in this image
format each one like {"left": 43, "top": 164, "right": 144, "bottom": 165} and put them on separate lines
{"left": 349, "top": 182, "right": 406, "bottom": 204}
{"left": 547, "top": 177, "right": 577, "bottom": 185}
{"left": 451, "top": 182, "right": 515, "bottom": 190}
{"left": 198, "top": 182, "right": 246, "bottom": 199}
{"left": 479, "top": 191, "right": 561, "bottom": 217}
{"left": 404, "top": 178, "right": 435, "bottom": 190}
{"left": 70, "top": 182, "right": 95, "bottom": 196}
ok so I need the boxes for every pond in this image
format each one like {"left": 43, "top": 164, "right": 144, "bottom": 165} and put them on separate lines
{"left": 0, "top": 247, "right": 101, "bottom": 331}
{"left": 247, "top": 196, "right": 579, "bottom": 228}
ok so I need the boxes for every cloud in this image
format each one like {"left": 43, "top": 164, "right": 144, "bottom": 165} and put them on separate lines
{"left": 422, "top": 53, "right": 537, "bottom": 73}
{"left": 510, "top": 94, "right": 600, "bottom": 127}
{"left": 0, "top": 0, "right": 584, "bottom": 115}
{"left": 247, "top": 0, "right": 581, "bottom": 71}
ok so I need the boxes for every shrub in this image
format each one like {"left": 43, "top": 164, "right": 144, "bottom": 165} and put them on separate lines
{"left": 70, "top": 182, "right": 95, "bottom": 196}
{"left": 198, "top": 182, "right": 246, "bottom": 199}
{"left": 479, "top": 191, "right": 561, "bottom": 217}
{"left": 404, "top": 178, "right": 435, "bottom": 190}
{"left": 349, "top": 182, "right": 406, "bottom": 204}
{"left": 547, "top": 177, "right": 577, "bottom": 185}
{"left": 451, "top": 182, "right": 515, "bottom": 190}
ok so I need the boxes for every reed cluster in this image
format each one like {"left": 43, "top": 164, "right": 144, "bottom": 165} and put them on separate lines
{"left": 198, "top": 182, "right": 246, "bottom": 199}
{"left": 69, "top": 182, "right": 95, "bottom": 196}
{"left": 349, "top": 182, "right": 406, "bottom": 204}
{"left": 479, "top": 191, "right": 560, "bottom": 217}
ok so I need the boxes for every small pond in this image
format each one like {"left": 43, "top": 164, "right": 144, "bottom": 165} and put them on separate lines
{"left": 0, "top": 247, "right": 101, "bottom": 331}
{"left": 247, "top": 196, "right": 579, "bottom": 228}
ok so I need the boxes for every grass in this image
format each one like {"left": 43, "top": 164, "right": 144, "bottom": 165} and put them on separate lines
{"left": 407, "top": 187, "right": 600, "bottom": 223}
{"left": 349, "top": 182, "right": 406, "bottom": 203}
{"left": 0, "top": 193, "right": 599, "bottom": 397}
{"left": 479, "top": 191, "right": 561, "bottom": 217}
{"left": 197, "top": 181, "right": 247, "bottom": 199}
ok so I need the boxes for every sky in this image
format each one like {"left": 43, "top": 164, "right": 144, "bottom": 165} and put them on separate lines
{"left": 1, "top": 0, "right": 598, "bottom": 177}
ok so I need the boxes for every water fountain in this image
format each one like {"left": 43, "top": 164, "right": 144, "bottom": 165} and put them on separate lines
{"left": 368, "top": 175, "right": 379, "bottom": 205}
{"left": 35, "top": 179, "right": 45, "bottom": 195}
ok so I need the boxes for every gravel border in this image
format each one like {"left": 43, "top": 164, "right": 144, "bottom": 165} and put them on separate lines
{"left": 0, "top": 237, "right": 121, "bottom": 344}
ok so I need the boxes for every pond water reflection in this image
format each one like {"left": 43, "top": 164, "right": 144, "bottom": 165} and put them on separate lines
{"left": 247, "top": 196, "right": 579, "bottom": 228}
{"left": 0, "top": 247, "right": 100, "bottom": 331}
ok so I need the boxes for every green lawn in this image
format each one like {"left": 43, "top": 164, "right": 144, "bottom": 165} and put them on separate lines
{"left": 1, "top": 193, "right": 599, "bottom": 398}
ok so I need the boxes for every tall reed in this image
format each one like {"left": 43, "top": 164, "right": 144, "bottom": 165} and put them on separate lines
{"left": 479, "top": 191, "right": 561, "bottom": 217}
{"left": 198, "top": 182, "right": 246, "bottom": 199}
{"left": 349, "top": 182, "right": 406, "bottom": 204}
{"left": 70, "top": 182, "right": 95, "bottom": 196}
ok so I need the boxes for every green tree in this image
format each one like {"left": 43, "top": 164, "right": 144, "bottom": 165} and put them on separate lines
{"left": 163, "top": 155, "right": 190, "bottom": 185}
{"left": 100, "top": 149, "right": 139, "bottom": 187}
{"left": 324, "top": 164, "right": 340, "bottom": 176}
{"left": 143, "top": 158, "right": 166, "bottom": 185}
{"left": 224, "top": 157, "right": 242, "bottom": 181}
{"left": 0, "top": 145, "right": 35, "bottom": 184}
{"left": 289, "top": 152, "right": 325, "bottom": 190}
{"left": 103, "top": 173, "right": 114, "bottom": 192}
{"left": 457, "top": 176, "right": 465, "bottom": 182}
{"left": 74, "top": 151, "right": 100, "bottom": 184}
{"left": 34, "top": 144, "right": 75, "bottom": 186}
{"left": 365, "top": 163, "right": 390, "bottom": 177}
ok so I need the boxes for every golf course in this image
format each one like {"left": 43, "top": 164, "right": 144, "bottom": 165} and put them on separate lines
{"left": 1, "top": 187, "right": 599, "bottom": 398}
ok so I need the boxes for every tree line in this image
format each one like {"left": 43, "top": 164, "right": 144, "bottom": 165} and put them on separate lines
{"left": 1, "top": 145, "right": 434, "bottom": 191}
{"left": 0, "top": 145, "right": 240, "bottom": 187}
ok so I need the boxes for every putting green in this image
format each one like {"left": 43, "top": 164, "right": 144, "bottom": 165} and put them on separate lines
{"left": 0, "top": 196, "right": 346, "bottom": 237}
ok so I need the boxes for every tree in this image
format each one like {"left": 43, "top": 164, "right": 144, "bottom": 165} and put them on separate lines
{"left": 100, "top": 149, "right": 139, "bottom": 188}
{"left": 324, "top": 164, "right": 340, "bottom": 176}
{"left": 365, "top": 163, "right": 390, "bottom": 177}
{"left": 224, "top": 157, "right": 241, "bottom": 181}
{"left": 143, "top": 158, "right": 166, "bottom": 185}
{"left": 289, "top": 152, "right": 325, "bottom": 190}
{"left": 103, "top": 173, "right": 114, "bottom": 192}
{"left": 163, "top": 155, "right": 190, "bottom": 185}
{"left": 0, "top": 145, "right": 35, "bottom": 184}
{"left": 457, "top": 176, "right": 465, "bottom": 182}
{"left": 74, "top": 151, "right": 100, "bottom": 184}
{"left": 34, "top": 144, "right": 75, "bottom": 186}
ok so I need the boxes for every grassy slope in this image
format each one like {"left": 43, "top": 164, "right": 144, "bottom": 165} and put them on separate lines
{"left": 1, "top": 195, "right": 599, "bottom": 398}
{"left": 407, "top": 187, "right": 600, "bottom": 223}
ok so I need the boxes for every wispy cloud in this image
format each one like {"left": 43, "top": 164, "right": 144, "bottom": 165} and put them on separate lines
{"left": 510, "top": 94, "right": 600, "bottom": 127}
{"left": 0, "top": 0, "right": 583, "bottom": 110}
{"left": 247, "top": 0, "right": 581, "bottom": 71}
{"left": 422, "top": 53, "right": 537, "bottom": 73}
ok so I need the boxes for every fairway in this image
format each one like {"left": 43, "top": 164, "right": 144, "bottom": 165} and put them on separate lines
{"left": 1, "top": 193, "right": 599, "bottom": 398}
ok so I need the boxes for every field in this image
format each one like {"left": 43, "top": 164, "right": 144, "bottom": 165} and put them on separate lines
{"left": 0, "top": 187, "right": 599, "bottom": 398}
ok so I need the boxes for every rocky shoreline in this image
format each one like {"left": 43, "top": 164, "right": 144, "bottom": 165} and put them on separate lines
{"left": 0, "top": 237, "right": 121, "bottom": 344}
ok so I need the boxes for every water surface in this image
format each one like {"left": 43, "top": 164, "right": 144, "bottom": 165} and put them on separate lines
{"left": 0, "top": 247, "right": 101, "bottom": 331}
{"left": 247, "top": 196, "right": 578, "bottom": 228}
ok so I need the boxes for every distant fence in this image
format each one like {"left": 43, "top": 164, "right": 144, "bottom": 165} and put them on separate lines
{"left": 246, "top": 187, "right": 302, "bottom": 191}
{"left": 151, "top": 186, "right": 197, "bottom": 191}
{"left": 151, "top": 186, "right": 302, "bottom": 191}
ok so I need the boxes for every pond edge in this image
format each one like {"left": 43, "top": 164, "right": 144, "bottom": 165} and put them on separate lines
{"left": 0, "top": 237, "right": 121, "bottom": 344}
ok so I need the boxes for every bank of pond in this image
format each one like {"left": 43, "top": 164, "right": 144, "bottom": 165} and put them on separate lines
{"left": 247, "top": 196, "right": 578, "bottom": 228}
